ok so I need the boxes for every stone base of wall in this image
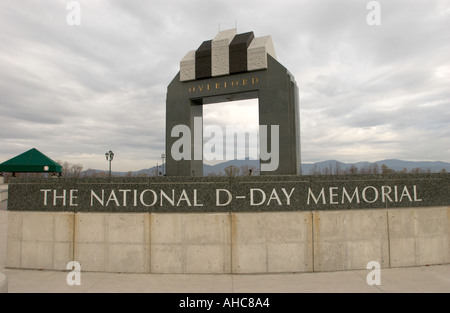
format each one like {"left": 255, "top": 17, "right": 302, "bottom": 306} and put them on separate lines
{"left": 6, "top": 207, "right": 450, "bottom": 273}
{"left": 0, "top": 272, "right": 7, "bottom": 293}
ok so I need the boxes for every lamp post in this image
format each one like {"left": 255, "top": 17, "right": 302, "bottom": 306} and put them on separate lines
{"left": 105, "top": 150, "right": 114, "bottom": 177}
{"left": 161, "top": 153, "right": 165, "bottom": 176}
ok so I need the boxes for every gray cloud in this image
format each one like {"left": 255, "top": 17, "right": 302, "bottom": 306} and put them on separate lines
{"left": 0, "top": 0, "right": 449, "bottom": 171}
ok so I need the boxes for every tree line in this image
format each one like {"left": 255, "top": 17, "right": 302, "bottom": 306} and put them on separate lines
{"left": 1, "top": 161, "right": 447, "bottom": 182}
{"left": 307, "top": 162, "right": 447, "bottom": 175}
{"left": 207, "top": 165, "right": 260, "bottom": 177}
{"left": 208, "top": 163, "right": 447, "bottom": 176}
{"left": 1, "top": 161, "right": 153, "bottom": 182}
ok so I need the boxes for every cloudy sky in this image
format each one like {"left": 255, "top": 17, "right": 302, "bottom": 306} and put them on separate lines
{"left": 0, "top": 0, "right": 449, "bottom": 172}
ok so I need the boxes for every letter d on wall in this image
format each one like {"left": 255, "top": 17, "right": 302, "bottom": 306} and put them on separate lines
{"left": 216, "top": 189, "right": 232, "bottom": 206}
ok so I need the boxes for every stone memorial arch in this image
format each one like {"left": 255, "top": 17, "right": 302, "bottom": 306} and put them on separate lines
{"left": 166, "top": 29, "right": 301, "bottom": 176}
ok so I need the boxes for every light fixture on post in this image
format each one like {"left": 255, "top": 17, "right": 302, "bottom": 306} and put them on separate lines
{"left": 105, "top": 150, "right": 114, "bottom": 177}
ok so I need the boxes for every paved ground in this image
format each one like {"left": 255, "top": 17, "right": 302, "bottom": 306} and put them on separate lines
{"left": 1, "top": 201, "right": 449, "bottom": 293}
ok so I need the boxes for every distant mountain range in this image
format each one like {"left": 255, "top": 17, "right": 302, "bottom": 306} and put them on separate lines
{"left": 301, "top": 159, "right": 450, "bottom": 174}
{"left": 86, "top": 159, "right": 450, "bottom": 177}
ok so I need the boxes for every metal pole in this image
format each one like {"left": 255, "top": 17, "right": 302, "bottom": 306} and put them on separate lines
{"left": 161, "top": 153, "right": 166, "bottom": 176}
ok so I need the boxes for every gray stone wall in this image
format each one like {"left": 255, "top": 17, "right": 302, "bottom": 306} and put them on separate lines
{"left": 6, "top": 174, "right": 449, "bottom": 213}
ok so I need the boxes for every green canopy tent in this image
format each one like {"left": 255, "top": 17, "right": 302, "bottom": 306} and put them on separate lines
{"left": 0, "top": 148, "right": 62, "bottom": 176}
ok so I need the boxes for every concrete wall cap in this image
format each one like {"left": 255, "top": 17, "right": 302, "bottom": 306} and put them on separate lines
{"left": 181, "top": 50, "right": 196, "bottom": 62}
{"left": 248, "top": 36, "right": 277, "bottom": 59}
